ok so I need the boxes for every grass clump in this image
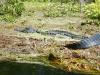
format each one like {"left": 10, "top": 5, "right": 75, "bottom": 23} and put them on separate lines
{"left": 0, "top": 0, "right": 100, "bottom": 22}
{"left": 84, "top": 3, "right": 100, "bottom": 20}
{"left": 0, "top": 0, "right": 24, "bottom": 22}
{"left": 44, "top": 3, "right": 80, "bottom": 17}
{"left": 24, "top": 2, "right": 80, "bottom": 17}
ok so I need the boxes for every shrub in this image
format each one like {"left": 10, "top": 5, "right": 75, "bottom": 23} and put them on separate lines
{"left": 1, "top": 14, "right": 16, "bottom": 22}
{"left": 44, "top": 3, "right": 80, "bottom": 17}
{"left": 23, "top": 2, "right": 80, "bottom": 17}
{"left": 0, "top": 0, "right": 24, "bottom": 22}
{"left": 84, "top": 3, "right": 100, "bottom": 20}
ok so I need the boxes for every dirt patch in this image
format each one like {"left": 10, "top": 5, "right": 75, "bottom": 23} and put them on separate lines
{"left": 0, "top": 34, "right": 100, "bottom": 59}
{"left": 0, "top": 34, "right": 42, "bottom": 54}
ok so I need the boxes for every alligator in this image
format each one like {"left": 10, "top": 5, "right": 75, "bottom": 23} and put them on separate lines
{"left": 15, "top": 26, "right": 100, "bottom": 49}
{"left": 15, "top": 26, "right": 39, "bottom": 33}
{"left": 66, "top": 33, "right": 100, "bottom": 49}
{"left": 44, "top": 30, "right": 86, "bottom": 40}
{"left": 15, "top": 26, "right": 86, "bottom": 40}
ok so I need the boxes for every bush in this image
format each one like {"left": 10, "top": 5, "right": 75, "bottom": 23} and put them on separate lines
{"left": 84, "top": 3, "right": 100, "bottom": 20}
{"left": 44, "top": 3, "right": 80, "bottom": 17}
{"left": 0, "top": 14, "right": 16, "bottom": 22}
{"left": 23, "top": 2, "right": 80, "bottom": 17}
{"left": 0, "top": 0, "right": 24, "bottom": 22}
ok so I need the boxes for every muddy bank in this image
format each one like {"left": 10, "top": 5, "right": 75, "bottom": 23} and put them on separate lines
{"left": 0, "top": 34, "right": 100, "bottom": 59}
{"left": 0, "top": 34, "right": 100, "bottom": 74}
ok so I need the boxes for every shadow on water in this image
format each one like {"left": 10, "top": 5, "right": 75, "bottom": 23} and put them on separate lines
{"left": 0, "top": 61, "right": 88, "bottom": 75}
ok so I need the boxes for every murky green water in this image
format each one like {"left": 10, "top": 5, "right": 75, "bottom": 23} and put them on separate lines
{"left": 0, "top": 60, "right": 88, "bottom": 75}
{"left": 0, "top": 55, "right": 98, "bottom": 75}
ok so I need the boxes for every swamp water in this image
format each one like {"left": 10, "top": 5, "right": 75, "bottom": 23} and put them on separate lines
{"left": 0, "top": 56, "right": 94, "bottom": 75}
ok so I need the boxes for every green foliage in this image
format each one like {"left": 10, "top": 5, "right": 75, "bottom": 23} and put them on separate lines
{"left": 84, "top": 3, "right": 100, "bottom": 20}
{"left": 15, "top": 3, "right": 25, "bottom": 16}
{"left": 33, "top": 0, "right": 78, "bottom": 3}
{"left": 44, "top": 3, "right": 80, "bottom": 17}
{"left": 95, "top": 0, "right": 100, "bottom": 3}
{"left": 0, "top": 14, "right": 16, "bottom": 22}
{"left": 0, "top": 0, "right": 80, "bottom": 22}
{"left": 24, "top": 2, "right": 80, "bottom": 17}
{"left": 20, "top": 0, "right": 32, "bottom": 2}
{"left": 0, "top": 0, "right": 24, "bottom": 22}
{"left": 1, "top": 0, "right": 100, "bottom": 22}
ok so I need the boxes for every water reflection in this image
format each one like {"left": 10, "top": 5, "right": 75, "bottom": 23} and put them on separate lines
{"left": 0, "top": 61, "right": 86, "bottom": 75}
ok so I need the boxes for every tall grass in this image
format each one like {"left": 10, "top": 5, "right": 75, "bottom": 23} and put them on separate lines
{"left": 0, "top": 0, "right": 25, "bottom": 22}
{"left": 0, "top": 0, "right": 99, "bottom": 22}
{"left": 0, "top": 0, "right": 80, "bottom": 22}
